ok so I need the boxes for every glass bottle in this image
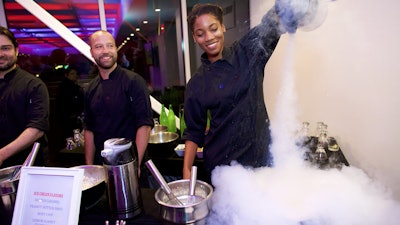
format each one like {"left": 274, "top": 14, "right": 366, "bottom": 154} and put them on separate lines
{"left": 297, "top": 121, "right": 313, "bottom": 161}
{"left": 66, "top": 137, "right": 76, "bottom": 150}
{"left": 297, "top": 121, "right": 311, "bottom": 146}
{"left": 168, "top": 104, "right": 177, "bottom": 132}
{"left": 317, "top": 124, "right": 329, "bottom": 151}
{"left": 179, "top": 104, "right": 186, "bottom": 137}
{"left": 159, "top": 104, "right": 168, "bottom": 127}
{"left": 73, "top": 129, "right": 81, "bottom": 146}
{"left": 205, "top": 110, "right": 211, "bottom": 135}
{"left": 328, "top": 137, "right": 342, "bottom": 169}
{"left": 314, "top": 144, "right": 328, "bottom": 166}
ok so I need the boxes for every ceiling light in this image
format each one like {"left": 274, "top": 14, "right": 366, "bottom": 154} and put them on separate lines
{"left": 155, "top": 8, "right": 161, "bottom": 12}
{"left": 143, "top": 20, "right": 148, "bottom": 24}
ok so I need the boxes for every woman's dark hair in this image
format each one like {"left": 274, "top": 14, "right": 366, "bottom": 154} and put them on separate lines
{"left": 0, "top": 26, "right": 18, "bottom": 48}
{"left": 188, "top": 3, "right": 224, "bottom": 32}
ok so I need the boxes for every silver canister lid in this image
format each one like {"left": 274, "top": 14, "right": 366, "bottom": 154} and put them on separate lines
{"left": 101, "top": 138, "right": 134, "bottom": 165}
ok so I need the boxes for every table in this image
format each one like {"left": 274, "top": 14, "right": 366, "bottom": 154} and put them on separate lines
{"left": 59, "top": 138, "right": 350, "bottom": 225}
{"left": 78, "top": 188, "right": 162, "bottom": 225}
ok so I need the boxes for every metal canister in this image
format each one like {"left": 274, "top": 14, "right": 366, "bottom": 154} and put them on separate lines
{"left": 101, "top": 138, "right": 142, "bottom": 219}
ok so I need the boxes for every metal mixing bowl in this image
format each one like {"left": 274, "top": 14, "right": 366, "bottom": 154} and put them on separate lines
{"left": 149, "top": 132, "right": 179, "bottom": 144}
{"left": 0, "top": 165, "right": 21, "bottom": 225}
{"left": 155, "top": 179, "right": 213, "bottom": 224}
{"left": 151, "top": 124, "right": 168, "bottom": 134}
{"left": 147, "top": 132, "right": 180, "bottom": 158}
{"left": 71, "top": 165, "right": 106, "bottom": 211}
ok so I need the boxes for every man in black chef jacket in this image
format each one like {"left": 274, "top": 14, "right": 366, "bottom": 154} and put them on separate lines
{"left": 0, "top": 26, "right": 49, "bottom": 168}
{"left": 83, "top": 30, "right": 153, "bottom": 173}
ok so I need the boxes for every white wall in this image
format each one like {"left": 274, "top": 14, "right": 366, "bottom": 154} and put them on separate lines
{"left": 251, "top": 0, "right": 400, "bottom": 200}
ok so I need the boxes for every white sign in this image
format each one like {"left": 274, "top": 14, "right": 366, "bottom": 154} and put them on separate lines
{"left": 11, "top": 167, "right": 84, "bottom": 225}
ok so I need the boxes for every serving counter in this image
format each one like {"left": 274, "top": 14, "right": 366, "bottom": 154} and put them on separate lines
{"left": 30, "top": 134, "right": 351, "bottom": 225}
{"left": 78, "top": 188, "right": 162, "bottom": 225}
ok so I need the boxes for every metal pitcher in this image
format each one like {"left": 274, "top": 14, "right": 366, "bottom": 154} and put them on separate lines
{"left": 101, "top": 138, "right": 142, "bottom": 219}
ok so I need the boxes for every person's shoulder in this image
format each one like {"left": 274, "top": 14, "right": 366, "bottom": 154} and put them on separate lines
{"left": 13, "top": 68, "right": 48, "bottom": 95}
{"left": 186, "top": 69, "right": 207, "bottom": 91}
{"left": 87, "top": 75, "right": 99, "bottom": 84}
{"left": 118, "top": 66, "right": 139, "bottom": 77}
{"left": 15, "top": 66, "right": 33, "bottom": 76}
{"left": 84, "top": 76, "right": 100, "bottom": 91}
{"left": 15, "top": 67, "right": 45, "bottom": 83}
{"left": 117, "top": 66, "right": 146, "bottom": 83}
{"left": 188, "top": 70, "right": 202, "bottom": 82}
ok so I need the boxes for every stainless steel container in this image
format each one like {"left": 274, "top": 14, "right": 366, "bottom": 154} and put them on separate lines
{"left": 71, "top": 165, "right": 106, "bottom": 211}
{"left": 147, "top": 132, "right": 179, "bottom": 158}
{"left": 101, "top": 138, "right": 143, "bottom": 219}
{"left": 155, "top": 179, "right": 213, "bottom": 224}
{"left": 151, "top": 124, "right": 168, "bottom": 134}
{"left": 0, "top": 165, "right": 21, "bottom": 225}
{"left": 149, "top": 131, "right": 179, "bottom": 144}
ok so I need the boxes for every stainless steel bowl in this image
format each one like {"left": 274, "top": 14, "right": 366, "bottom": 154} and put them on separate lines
{"left": 149, "top": 132, "right": 179, "bottom": 144}
{"left": 155, "top": 179, "right": 213, "bottom": 224}
{"left": 151, "top": 124, "right": 168, "bottom": 134}
{"left": 0, "top": 165, "right": 21, "bottom": 225}
{"left": 71, "top": 165, "right": 106, "bottom": 211}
